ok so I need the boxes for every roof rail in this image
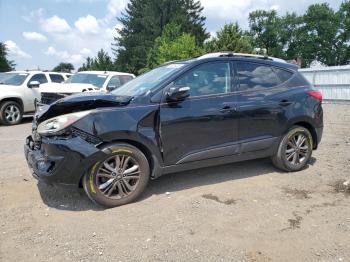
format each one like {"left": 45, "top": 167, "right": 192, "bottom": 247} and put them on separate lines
{"left": 197, "top": 52, "right": 287, "bottom": 63}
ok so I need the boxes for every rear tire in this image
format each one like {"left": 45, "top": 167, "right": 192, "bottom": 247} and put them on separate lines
{"left": 83, "top": 143, "right": 150, "bottom": 208}
{"left": 272, "top": 126, "right": 313, "bottom": 172}
{"left": 0, "top": 101, "right": 23, "bottom": 125}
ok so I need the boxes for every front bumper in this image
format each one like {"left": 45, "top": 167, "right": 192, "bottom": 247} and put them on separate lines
{"left": 24, "top": 134, "right": 105, "bottom": 187}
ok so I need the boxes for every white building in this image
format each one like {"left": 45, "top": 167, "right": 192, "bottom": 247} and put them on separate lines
{"left": 299, "top": 65, "right": 350, "bottom": 101}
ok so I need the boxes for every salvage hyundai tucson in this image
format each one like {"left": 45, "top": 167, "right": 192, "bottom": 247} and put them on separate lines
{"left": 24, "top": 52, "right": 323, "bottom": 207}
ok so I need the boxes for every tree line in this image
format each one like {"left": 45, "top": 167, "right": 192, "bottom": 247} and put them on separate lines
{"left": 83, "top": 0, "right": 350, "bottom": 74}
{"left": 1, "top": 1, "right": 349, "bottom": 73}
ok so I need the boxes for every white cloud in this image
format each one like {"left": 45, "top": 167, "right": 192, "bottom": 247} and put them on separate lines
{"left": 45, "top": 46, "right": 70, "bottom": 59}
{"left": 104, "top": 0, "right": 128, "bottom": 23}
{"left": 270, "top": 5, "right": 280, "bottom": 11}
{"left": 22, "top": 8, "right": 45, "bottom": 22}
{"left": 80, "top": 48, "right": 92, "bottom": 56}
{"left": 75, "top": 14, "right": 100, "bottom": 34}
{"left": 4, "top": 40, "right": 31, "bottom": 59}
{"left": 49, "top": 23, "right": 118, "bottom": 59}
{"left": 70, "top": 54, "right": 83, "bottom": 63}
{"left": 23, "top": 32, "right": 47, "bottom": 42}
{"left": 41, "top": 15, "right": 71, "bottom": 33}
{"left": 44, "top": 46, "right": 93, "bottom": 65}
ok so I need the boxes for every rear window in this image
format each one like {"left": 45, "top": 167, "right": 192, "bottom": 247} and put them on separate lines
{"left": 49, "top": 74, "right": 65, "bottom": 83}
{"left": 237, "top": 62, "right": 293, "bottom": 91}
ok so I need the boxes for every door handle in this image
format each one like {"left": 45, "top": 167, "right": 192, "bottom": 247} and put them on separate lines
{"left": 220, "top": 104, "right": 236, "bottom": 113}
{"left": 279, "top": 100, "right": 292, "bottom": 106}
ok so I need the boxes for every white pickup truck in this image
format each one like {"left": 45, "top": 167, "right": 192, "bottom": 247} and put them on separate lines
{"left": 0, "top": 71, "right": 70, "bottom": 125}
{"left": 39, "top": 71, "right": 135, "bottom": 105}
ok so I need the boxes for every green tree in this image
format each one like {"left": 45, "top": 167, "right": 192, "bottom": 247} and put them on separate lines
{"left": 336, "top": 1, "right": 350, "bottom": 65}
{"left": 79, "top": 49, "right": 114, "bottom": 71}
{"left": 205, "top": 23, "right": 253, "bottom": 53}
{"left": 0, "top": 42, "right": 15, "bottom": 72}
{"left": 52, "top": 62, "right": 74, "bottom": 73}
{"left": 298, "top": 3, "right": 340, "bottom": 66}
{"left": 113, "top": 0, "right": 209, "bottom": 74}
{"left": 278, "top": 13, "right": 303, "bottom": 60}
{"left": 145, "top": 23, "right": 203, "bottom": 71}
{"left": 249, "top": 10, "right": 284, "bottom": 57}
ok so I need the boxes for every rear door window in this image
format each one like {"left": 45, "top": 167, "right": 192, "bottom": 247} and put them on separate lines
{"left": 237, "top": 62, "right": 292, "bottom": 91}
{"left": 49, "top": 74, "right": 65, "bottom": 83}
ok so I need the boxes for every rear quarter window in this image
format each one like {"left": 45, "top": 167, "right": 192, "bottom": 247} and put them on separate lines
{"left": 237, "top": 62, "right": 293, "bottom": 91}
{"left": 273, "top": 67, "right": 294, "bottom": 83}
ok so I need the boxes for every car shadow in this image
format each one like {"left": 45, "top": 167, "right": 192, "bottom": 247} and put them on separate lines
{"left": 142, "top": 158, "right": 276, "bottom": 200}
{"left": 37, "top": 182, "right": 104, "bottom": 211}
{"left": 21, "top": 116, "right": 33, "bottom": 124}
{"left": 37, "top": 157, "right": 277, "bottom": 211}
{"left": 0, "top": 116, "right": 32, "bottom": 126}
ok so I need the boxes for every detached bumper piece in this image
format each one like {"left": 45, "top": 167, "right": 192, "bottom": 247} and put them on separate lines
{"left": 24, "top": 134, "right": 105, "bottom": 187}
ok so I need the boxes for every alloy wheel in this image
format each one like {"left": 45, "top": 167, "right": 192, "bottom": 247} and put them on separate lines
{"left": 4, "top": 104, "right": 20, "bottom": 124}
{"left": 285, "top": 133, "right": 309, "bottom": 165}
{"left": 96, "top": 154, "right": 141, "bottom": 199}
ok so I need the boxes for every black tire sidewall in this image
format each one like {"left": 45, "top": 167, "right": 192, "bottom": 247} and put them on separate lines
{"left": 274, "top": 126, "right": 313, "bottom": 172}
{"left": 0, "top": 101, "right": 23, "bottom": 125}
{"left": 83, "top": 143, "right": 150, "bottom": 208}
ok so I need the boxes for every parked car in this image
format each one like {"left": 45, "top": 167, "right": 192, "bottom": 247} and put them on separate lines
{"left": 39, "top": 71, "right": 135, "bottom": 105}
{"left": 24, "top": 52, "right": 323, "bottom": 207}
{"left": 0, "top": 71, "right": 70, "bottom": 125}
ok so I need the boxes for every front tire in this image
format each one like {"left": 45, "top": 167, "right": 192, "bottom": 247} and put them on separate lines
{"left": 272, "top": 126, "right": 313, "bottom": 172}
{"left": 83, "top": 143, "right": 150, "bottom": 208}
{"left": 0, "top": 101, "right": 23, "bottom": 125}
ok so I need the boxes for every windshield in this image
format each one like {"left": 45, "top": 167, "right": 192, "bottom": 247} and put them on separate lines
{"left": 65, "top": 73, "right": 108, "bottom": 88}
{"left": 0, "top": 73, "right": 29, "bottom": 86}
{"left": 112, "top": 63, "right": 185, "bottom": 97}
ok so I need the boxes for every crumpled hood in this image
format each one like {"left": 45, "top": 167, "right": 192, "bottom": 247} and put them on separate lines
{"left": 39, "top": 83, "right": 98, "bottom": 93}
{"left": 36, "top": 92, "right": 132, "bottom": 123}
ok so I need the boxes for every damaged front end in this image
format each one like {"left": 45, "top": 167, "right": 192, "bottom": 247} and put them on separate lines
{"left": 24, "top": 93, "right": 132, "bottom": 187}
{"left": 36, "top": 92, "right": 132, "bottom": 123}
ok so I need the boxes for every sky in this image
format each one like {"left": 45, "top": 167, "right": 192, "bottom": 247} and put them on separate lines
{"left": 0, "top": 0, "right": 344, "bottom": 71}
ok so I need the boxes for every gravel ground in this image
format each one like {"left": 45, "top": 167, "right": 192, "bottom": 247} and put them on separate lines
{"left": 0, "top": 104, "right": 349, "bottom": 262}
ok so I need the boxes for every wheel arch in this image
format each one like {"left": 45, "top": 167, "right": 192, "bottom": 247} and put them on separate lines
{"left": 103, "top": 139, "right": 157, "bottom": 174}
{"left": 290, "top": 121, "right": 318, "bottom": 149}
{"left": 0, "top": 97, "right": 24, "bottom": 111}
{"left": 78, "top": 138, "right": 162, "bottom": 188}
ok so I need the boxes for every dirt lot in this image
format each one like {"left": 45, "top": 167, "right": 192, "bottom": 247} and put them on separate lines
{"left": 0, "top": 104, "right": 349, "bottom": 262}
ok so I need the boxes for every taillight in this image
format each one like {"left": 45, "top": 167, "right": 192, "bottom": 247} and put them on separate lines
{"left": 308, "top": 90, "right": 322, "bottom": 102}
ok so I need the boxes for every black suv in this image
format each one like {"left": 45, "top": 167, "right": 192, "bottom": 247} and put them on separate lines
{"left": 24, "top": 53, "right": 323, "bottom": 207}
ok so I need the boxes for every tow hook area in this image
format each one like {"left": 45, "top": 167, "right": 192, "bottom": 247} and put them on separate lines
{"left": 25, "top": 135, "right": 56, "bottom": 175}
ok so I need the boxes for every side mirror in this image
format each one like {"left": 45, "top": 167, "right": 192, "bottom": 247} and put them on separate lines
{"left": 166, "top": 86, "right": 190, "bottom": 102}
{"left": 106, "top": 85, "right": 117, "bottom": 92}
{"left": 28, "top": 81, "right": 40, "bottom": 88}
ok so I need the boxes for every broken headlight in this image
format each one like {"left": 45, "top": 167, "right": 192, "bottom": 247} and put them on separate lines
{"left": 37, "top": 111, "right": 92, "bottom": 135}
